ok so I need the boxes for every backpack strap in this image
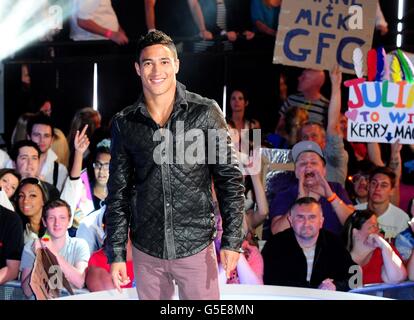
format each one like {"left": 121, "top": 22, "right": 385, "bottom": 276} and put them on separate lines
{"left": 53, "top": 161, "right": 59, "bottom": 187}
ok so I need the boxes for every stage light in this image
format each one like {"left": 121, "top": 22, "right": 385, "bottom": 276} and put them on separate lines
{"left": 397, "top": 0, "right": 405, "bottom": 48}
{"left": 93, "top": 63, "right": 98, "bottom": 111}
{"left": 0, "top": 0, "right": 71, "bottom": 61}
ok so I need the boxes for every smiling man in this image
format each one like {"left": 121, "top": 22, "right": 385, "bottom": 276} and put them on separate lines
{"left": 105, "top": 30, "right": 245, "bottom": 300}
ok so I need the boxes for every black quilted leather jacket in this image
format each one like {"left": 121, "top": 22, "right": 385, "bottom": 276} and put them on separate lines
{"left": 105, "top": 82, "right": 245, "bottom": 262}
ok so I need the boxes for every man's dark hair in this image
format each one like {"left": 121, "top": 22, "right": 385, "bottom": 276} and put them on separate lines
{"left": 16, "top": 177, "right": 49, "bottom": 204}
{"left": 0, "top": 168, "right": 21, "bottom": 182}
{"left": 290, "top": 196, "right": 321, "bottom": 213}
{"left": 43, "top": 199, "right": 72, "bottom": 220}
{"left": 10, "top": 140, "right": 41, "bottom": 161}
{"left": 26, "top": 112, "right": 55, "bottom": 137}
{"left": 135, "top": 30, "right": 177, "bottom": 64}
{"left": 369, "top": 166, "right": 396, "bottom": 189}
{"left": 342, "top": 209, "right": 376, "bottom": 251}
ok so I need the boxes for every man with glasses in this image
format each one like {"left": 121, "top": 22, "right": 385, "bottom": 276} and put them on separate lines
{"left": 347, "top": 160, "right": 375, "bottom": 205}
{"left": 350, "top": 173, "right": 370, "bottom": 204}
{"left": 355, "top": 167, "right": 410, "bottom": 241}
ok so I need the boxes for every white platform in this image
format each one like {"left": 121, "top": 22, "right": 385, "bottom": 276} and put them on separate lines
{"left": 57, "top": 284, "right": 390, "bottom": 300}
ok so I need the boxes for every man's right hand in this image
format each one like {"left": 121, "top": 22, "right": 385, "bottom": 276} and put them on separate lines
{"left": 110, "top": 262, "right": 130, "bottom": 292}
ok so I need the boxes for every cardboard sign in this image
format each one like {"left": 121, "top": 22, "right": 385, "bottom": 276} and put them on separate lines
{"left": 273, "top": 0, "right": 376, "bottom": 74}
{"left": 345, "top": 79, "right": 414, "bottom": 144}
{"left": 30, "top": 247, "right": 73, "bottom": 300}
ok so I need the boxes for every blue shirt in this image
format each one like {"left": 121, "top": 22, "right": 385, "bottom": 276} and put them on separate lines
{"left": 251, "top": 0, "right": 280, "bottom": 31}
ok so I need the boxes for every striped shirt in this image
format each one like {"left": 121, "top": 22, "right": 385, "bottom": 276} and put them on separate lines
{"left": 280, "top": 93, "right": 330, "bottom": 127}
{"left": 216, "top": 0, "right": 226, "bottom": 30}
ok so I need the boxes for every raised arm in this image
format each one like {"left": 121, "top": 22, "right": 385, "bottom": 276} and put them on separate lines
{"left": 60, "top": 125, "right": 90, "bottom": 227}
{"left": 71, "top": 125, "right": 89, "bottom": 179}
{"left": 144, "top": 0, "right": 156, "bottom": 31}
{"left": 371, "top": 235, "right": 407, "bottom": 284}
{"left": 327, "top": 65, "right": 342, "bottom": 136}
{"left": 244, "top": 149, "right": 269, "bottom": 229}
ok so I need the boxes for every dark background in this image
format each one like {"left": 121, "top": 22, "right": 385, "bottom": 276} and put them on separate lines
{"left": 2, "top": 0, "right": 412, "bottom": 149}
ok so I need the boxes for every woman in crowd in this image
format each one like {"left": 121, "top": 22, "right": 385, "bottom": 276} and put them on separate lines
{"left": 227, "top": 89, "right": 260, "bottom": 150}
{"left": 0, "top": 169, "right": 20, "bottom": 199}
{"left": 342, "top": 209, "right": 407, "bottom": 285}
{"left": 0, "top": 169, "right": 21, "bottom": 211}
{"left": 15, "top": 177, "right": 49, "bottom": 244}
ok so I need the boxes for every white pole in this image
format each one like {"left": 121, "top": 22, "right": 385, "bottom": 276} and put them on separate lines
{"left": 93, "top": 63, "right": 98, "bottom": 110}
{"left": 222, "top": 85, "right": 227, "bottom": 118}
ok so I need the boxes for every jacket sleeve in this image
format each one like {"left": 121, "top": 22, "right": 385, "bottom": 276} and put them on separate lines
{"left": 104, "top": 116, "right": 133, "bottom": 263}
{"left": 207, "top": 102, "right": 245, "bottom": 252}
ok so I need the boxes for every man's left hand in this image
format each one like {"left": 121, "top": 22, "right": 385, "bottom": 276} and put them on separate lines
{"left": 220, "top": 249, "right": 240, "bottom": 279}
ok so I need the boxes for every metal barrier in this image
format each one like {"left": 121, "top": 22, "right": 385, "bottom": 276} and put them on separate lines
{"left": 0, "top": 280, "right": 90, "bottom": 300}
{"left": 350, "top": 281, "right": 414, "bottom": 299}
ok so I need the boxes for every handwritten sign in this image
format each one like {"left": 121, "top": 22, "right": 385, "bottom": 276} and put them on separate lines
{"left": 273, "top": 0, "right": 376, "bottom": 74}
{"left": 30, "top": 247, "right": 73, "bottom": 300}
{"left": 345, "top": 79, "right": 414, "bottom": 144}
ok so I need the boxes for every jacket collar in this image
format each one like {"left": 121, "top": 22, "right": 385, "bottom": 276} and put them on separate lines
{"left": 135, "top": 81, "right": 189, "bottom": 118}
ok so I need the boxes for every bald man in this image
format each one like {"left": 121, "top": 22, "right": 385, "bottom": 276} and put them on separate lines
{"left": 277, "top": 68, "right": 329, "bottom": 129}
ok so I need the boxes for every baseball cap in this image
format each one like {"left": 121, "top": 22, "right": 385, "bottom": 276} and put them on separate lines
{"left": 292, "top": 141, "right": 325, "bottom": 163}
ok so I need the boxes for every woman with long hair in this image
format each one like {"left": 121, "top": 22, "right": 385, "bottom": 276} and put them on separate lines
{"left": 15, "top": 177, "right": 49, "bottom": 244}
{"left": 342, "top": 209, "right": 407, "bottom": 285}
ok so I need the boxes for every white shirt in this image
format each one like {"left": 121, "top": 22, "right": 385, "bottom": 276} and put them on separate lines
{"left": 70, "top": 0, "right": 119, "bottom": 41}
{"left": 0, "top": 189, "right": 14, "bottom": 212}
{"left": 40, "top": 149, "right": 68, "bottom": 191}
{"left": 355, "top": 203, "right": 410, "bottom": 240}
{"left": 0, "top": 149, "right": 10, "bottom": 168}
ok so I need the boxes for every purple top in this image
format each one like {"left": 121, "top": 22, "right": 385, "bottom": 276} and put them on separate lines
{"left": 269, "top": 181, "right": 352, "bottom": 235}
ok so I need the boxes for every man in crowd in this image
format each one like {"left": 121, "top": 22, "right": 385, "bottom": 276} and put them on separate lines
{"left": 263, "top": 197, "right": 356, "bottom": 291}
{"left": 27, "top": 113, "right": 68, "bottom": 191}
